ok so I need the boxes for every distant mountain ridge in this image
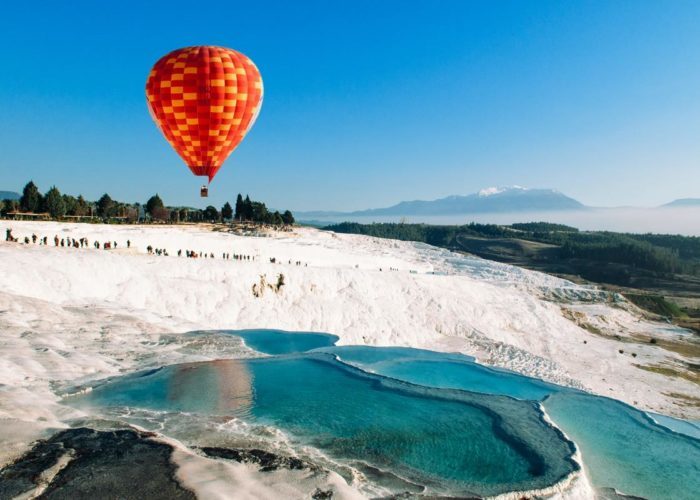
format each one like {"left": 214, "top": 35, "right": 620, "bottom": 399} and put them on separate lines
{"left": 0, "top": 191, "right": 20, "bottom": 200}
{"left": 663, "top": 198, "right": 700, "bottom": 207}
{"left": 298, "top": 187, "right": 586, "bottom": 218}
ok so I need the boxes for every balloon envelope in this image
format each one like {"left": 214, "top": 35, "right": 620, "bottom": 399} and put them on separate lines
{"left": 146, "top": 46, "right": 263, "bottom": 182}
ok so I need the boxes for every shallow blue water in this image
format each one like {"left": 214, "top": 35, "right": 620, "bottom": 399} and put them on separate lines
{"left": 230, "top": 329, "right": 338, "bottom": 355}
{"left": 326, "top": 345, "right": 555, "bottom": 400}
{"left": 73, "top": 330, "right": 700, "bottom": 499}
{"left": 76, "top": 353, "right": 577, "bottom": 496}
{"left": 320, "top": 344, "right": 700, "bottom": 499}
{"left": 649, "top": 412, "right": 700, "bottom": 440}
{"left": 544, "top": 392, "right": 700, "bottom": 500}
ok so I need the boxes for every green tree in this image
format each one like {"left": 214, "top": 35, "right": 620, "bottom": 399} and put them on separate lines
{"left": 44, "top": 186, "right": 66, "bottom": 218}
{"left": 281, "top": 210, "right": 295, "bottom": 225}
{"left": 62, "top": 194, "right": 77, "bottom": 216}
{"left": 271, "top": 211, "right": 284, "bottom": 225}
{"left": 20, "top": 181, "right": 42, "bottom": 213}
{"left": 204, "top": 205, "right": 219, "bottom": 221}
{"left": 250, "top": 201, "right": 268, "bottom": 222}
{"left": 243, "top": 195, "right": 253, "bottom": 220}
{"left": 1, "top": 198, "right": 19, "bottom": 215}
{"left": 74, "top": 195, "right": 90, "bottom": 216}
{"left": 221, "top": 201, "right": 233, "bottom": 221}
{"left": 145, "top": 194, "right": 164, "bottom": 216}
{"left": 96, "top": 193, "right": 115, "bottom": 218}
{"left": 235, "top": 194, "right": 244, "bottom": 220}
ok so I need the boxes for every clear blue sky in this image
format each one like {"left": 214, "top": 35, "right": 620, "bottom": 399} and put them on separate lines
{"left": 1, "top": 0, "right": 699, "bottom": 210}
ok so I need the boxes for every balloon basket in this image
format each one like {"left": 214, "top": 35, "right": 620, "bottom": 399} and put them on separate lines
{"left": 200, "top": 185, "right": 209, "bottom": 198}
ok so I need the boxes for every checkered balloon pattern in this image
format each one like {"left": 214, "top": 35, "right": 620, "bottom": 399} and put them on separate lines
{"left": 146, "top": 46, "right": 263, "bottom": 182}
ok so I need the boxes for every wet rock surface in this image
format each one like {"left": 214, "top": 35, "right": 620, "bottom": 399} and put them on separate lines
{"left": 199, "top": 445, "right": 311, "bottom": 472}
{"left": 0, "top": 427, "right": 194, "bottom": 500}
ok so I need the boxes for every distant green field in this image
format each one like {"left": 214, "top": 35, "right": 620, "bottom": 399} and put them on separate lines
{"left": 622, "top": 293, "right": 686, "bottom": 318}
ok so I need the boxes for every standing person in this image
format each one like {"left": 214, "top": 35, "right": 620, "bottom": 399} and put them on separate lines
{"left": 32, "top": 234, "right": 37, "bottom": 244}
{"left": 127, "top": 240, "right": 131, "bottom": 248}
{"left": 5, "top": 228, "right": 12, "bottom": 242}
{"left": 54, "top": 235, "right": 59, "bottom": 246}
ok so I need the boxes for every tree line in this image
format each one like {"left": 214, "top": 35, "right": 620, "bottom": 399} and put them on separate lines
{"left": 323, "top": 221, "right": 700, "bottom": 277}
{"left": 1, "top": 181, "right": 295, "bottom": 226}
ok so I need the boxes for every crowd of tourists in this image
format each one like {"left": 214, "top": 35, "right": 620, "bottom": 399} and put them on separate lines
{"left": 4, "top": 227, "right": 308, "bottom": 267}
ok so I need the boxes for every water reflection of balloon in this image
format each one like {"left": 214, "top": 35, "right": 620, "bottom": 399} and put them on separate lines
{"left": 168, "top": 360, "right": 253, "bottom": 415}
{"left": 146, "top": 46, "right": 263, "bottom": 197}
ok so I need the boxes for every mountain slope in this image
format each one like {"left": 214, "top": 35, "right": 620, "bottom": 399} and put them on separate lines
{"left": 355, "top": 187, "right": 584, "bottom": 216}
{"left": 663, "top": 198, "right": 700, "bottom": 207}
{"left": 0, "top": 191, "right": 20, "bottom": 200}
{"left": 303, "top": 187, "right": 586, "bottom": 218}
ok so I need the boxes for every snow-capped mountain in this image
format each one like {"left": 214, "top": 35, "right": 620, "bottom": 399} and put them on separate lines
{"left": 477, "top": 185, "right": 526, "bottom": 197}
{"left": 337, "top": 187, "right": 586, "bottom": 216}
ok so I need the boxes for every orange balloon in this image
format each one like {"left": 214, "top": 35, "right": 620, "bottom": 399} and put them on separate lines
{"left": 146, "top": 46, "right": 263, "bottom": 182}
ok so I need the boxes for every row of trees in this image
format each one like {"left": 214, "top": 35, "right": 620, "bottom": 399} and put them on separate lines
{"left": 0, "top": 181, "right": 134, "bottom": 219}
{"left": 1, "top": 181, "right": 295, "bottom": 227}
{"left": 0, "top": 182, "right": 142, "bottom": 220}
{"left": 141, "top": 193, "right": 294, "bottom": 225}
{"left": 234, "top": 194, "right": 294, "bottom": 225}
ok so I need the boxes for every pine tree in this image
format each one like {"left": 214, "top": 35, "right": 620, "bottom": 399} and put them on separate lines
{"left": 20, "top": 181, "right": 42, "bottom": 213}
{"left": 75, "top": 195, "right": 89, "bottom": 216}
{"left": 145, "top": 194, "right": 164, "bottom": 216}
{"left": 204, "top": 205, "right": 219, "bottom": 221}
{"left": 235, "top": 194, "right": 244, "bottom": 220}
{"left": 243, "top": 195, "right": 253, "bottom": 221}
{"left": 44, "top": 186, "right": 66, "bottom": 218}
{"left": 62, "top": 194, "right": 77, "bottom": 216}
{"left": 282, "top": 210, "right": 295, "bottom": 225}
{"left": 96, "top": 194, "right": 114, "bottom": 217}
{"left": 221, "top": 201, "right": 233, "bottom": 221}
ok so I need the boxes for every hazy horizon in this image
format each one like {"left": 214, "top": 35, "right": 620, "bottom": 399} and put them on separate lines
{"left": 1, "top": 1, "right": 700, "bottom": 211}
{"left": 301, "top": 206, "right": 700, "bottom": 236}
{"left": 2, "top": 181, "right": 697, "bottom": 212}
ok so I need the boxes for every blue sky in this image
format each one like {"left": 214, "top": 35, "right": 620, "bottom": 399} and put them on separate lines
{"left": 1, "top": 0, "right": 699, "bottom": 210}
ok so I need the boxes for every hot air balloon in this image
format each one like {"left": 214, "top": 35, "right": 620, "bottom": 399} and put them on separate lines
{"left": 146, "top": 46, "right": 263, "bottom": 197}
